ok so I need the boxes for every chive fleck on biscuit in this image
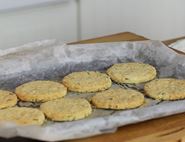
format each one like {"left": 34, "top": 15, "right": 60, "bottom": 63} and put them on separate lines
{"left": 144, "top": 78, "right": 185, "bottom": 100}
{"left": 40, "top": 98, "right": 92, "bottom": 121}
{"left": 0, "top": 107, "right": 45, "bottom": 125}
{"left": 106, "top": 62, "right": 157, "bottom": 84}
{"left": 15, "top": 80, "right": 67, "bottom": 102}
{"left": 0, "top": 90, "right": 17, "bottom": 109}
{"left": 62, "top": 71, "right": 112, "bottom": 93}
{"left": 91, "top": 88, "right": 145, "bottom": 110}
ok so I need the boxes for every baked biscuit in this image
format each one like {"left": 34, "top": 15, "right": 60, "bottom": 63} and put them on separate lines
{"left": 107, "top": 62, "right": 156, "bottom": 84}
{"left": 0, "top": 107, "right": 45, "bottom": 125}
{"left": 91, "top": 88, "right": 144, "bottom": 109}
{"left": 62, "top": 71, "right": 112, "bottom": 93}
{"left": 40, "top": 98, "right": 92, "bottom": 121}
{"left": 144, "top": 78, "right": 185, "bottom": 100}
{"left": 0, "top": 90, "right": 17, "bottom": 109}
{"left": 15, "top": 80, "right": 67, "bottom": 102}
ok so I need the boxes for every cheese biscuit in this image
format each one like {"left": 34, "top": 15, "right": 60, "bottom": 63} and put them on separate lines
{"left": 107, "top": 62, "right": 156, "bottom": 84}
{"left": 15, "top": 80, "right": 67, "bottom": 102}
{"left": 62, "top": 71, "right": 112, "bottom": 93}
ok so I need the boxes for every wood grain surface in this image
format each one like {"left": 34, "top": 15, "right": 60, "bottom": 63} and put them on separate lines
{"left": 69, "top": 32, "right": 148, "bottom": 44}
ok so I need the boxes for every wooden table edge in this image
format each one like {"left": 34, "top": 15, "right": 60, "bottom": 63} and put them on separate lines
{"left": 69, "top": 32, "right": 148, "bottom": 44}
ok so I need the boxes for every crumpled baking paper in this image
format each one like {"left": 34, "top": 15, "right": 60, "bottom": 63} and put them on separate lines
{"left": 0, "top": 40, "right": 185, "bottom": 141}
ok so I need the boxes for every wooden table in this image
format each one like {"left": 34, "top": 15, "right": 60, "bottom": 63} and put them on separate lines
{"left": 1, "top": 32, "right": 185, "bottom": 142}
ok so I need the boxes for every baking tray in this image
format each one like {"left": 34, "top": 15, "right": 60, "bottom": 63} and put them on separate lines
{"left": 0, "top": 40, "right": 185, "bottom": 141}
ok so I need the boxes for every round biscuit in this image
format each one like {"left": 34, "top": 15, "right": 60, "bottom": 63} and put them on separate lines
{"left": 107, "top": 62, "right": 157, "bottom": 84}
{"left": 144, "top": 78, "right": 185, "bottom": 100}
{"left": 40, "top": 98, "right": 92, "bottom": 121}
{"left": 15, "top": 80, "right": 67, "bottom": 102}
{"left": 0, "top": 107, "right": 45, "bottom": 125}
{"left": 62, "top": 71, "right": 112, "bottom": 93}
{"left": 0, "top": 90, "right": 17, "bottom": 109}
{"left": 92, "top": 88, "right": 145, "bottom": 109}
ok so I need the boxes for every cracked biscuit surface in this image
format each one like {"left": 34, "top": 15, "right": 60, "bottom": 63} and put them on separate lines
{"left": 40, "top": 98, "right": 92, "bottom": 121}
{"left": 107, "top": 62, "right": 156, "bottom": 84}
{"left": 0, "top": 90, "right": 17, "bottom": 109}
{"left": 92, "top": 88, "right": 145, "bottom": 110}
{"left": 62, "top": 71, "right": 112, "bottom": 93}
{"left": 15, "top": 80, "right": 67, "bottom": 102}
{"left": 144, "top": 78, "right": 185, "bottom": 100}
{"left": 0, "top": 107, "right": 45, "bottom": 125}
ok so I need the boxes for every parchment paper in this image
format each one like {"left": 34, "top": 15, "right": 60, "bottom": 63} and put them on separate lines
{"left": 0, "top": 40, "right": 185, "bottom": 141}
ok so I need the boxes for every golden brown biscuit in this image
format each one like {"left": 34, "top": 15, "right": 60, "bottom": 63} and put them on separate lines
{"left": 40, "top": 98, "right": 92, "bottom": 121}
{"left": 144, "top": 78, "right": 185, "bottom": 100}
{"left": 0, "top": 107, "right": 45, "bottom": 125}
{"left": 107, "top": 62, "right": 156, "bottom": 84}
{"left": 62, "top": 71, "right": 112, "bottom": 93}
{"left": 0, "top": 90, "right": 17, "bottom": 109}
{"left": 15, "top": 80, "right": 67, "bottom": 102}
{"left": 92, "top": 88, "right": 145, "bottom": 109}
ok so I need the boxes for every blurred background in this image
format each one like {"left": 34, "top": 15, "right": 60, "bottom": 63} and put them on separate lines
{"left": 0, "top": 0, "right": 185, "bottom": 49}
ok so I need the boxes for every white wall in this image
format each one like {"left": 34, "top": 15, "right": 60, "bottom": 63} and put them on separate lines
{"left": 0, "top": 0, "right": 60, "bottom": 11}
{"left": 0, "top": 0, "right": 185, "bottom": 49}
{"left": 0, "top": 0, "right": 77, "bottom": 49}
{"left": 80, "top": 0, "right": 185, "bottom": 40}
